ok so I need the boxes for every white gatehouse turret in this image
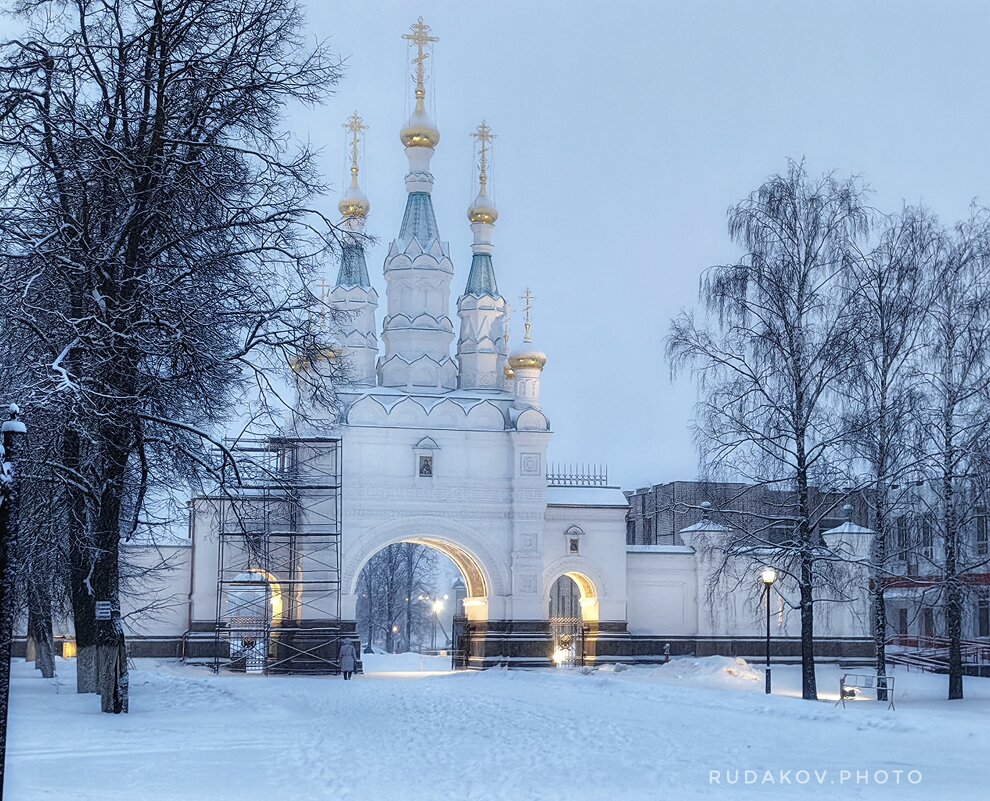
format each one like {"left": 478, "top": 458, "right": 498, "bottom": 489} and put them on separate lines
{"left": 329, "top": 111, "right": 378, "bottom": 386}
{"left": 378, "top": 17, "right": 457, "bottom": 391}
{"left": 457, "top": 121, "right": 508, "bottom": 391}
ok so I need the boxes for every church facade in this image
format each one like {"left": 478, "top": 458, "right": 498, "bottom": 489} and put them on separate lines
{"left": 117, "top": 19, "right": 875, "bottom": 670}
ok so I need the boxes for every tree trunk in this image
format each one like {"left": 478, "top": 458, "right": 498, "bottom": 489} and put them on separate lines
{"left": 28, "top": 603, "right": 55, "bottom": 679}
{"left": 795, "top": 445, "right": 818, "bottom": 701}
{"left": 799, "top": 552, "right": 817, "bottom": 700}
{"left": 946, "top": 578, "right": 963, "bottom": 700}
{"left": 96, "top": 626, "right": 128, "bottom": 714}
{"left": 873, "top": 488, "right": 889, "bottom": 702}
{"left": 91, "top": 424, "right": 131, "bottom": 713}
{"left": 25, "top": 609, "right": 36, "bottom": 663}
{"left": 63, "top": 426, "right": 98, "bottom": 693}
{"left": 942, "top": 396, "right": 963, "bottom": 700}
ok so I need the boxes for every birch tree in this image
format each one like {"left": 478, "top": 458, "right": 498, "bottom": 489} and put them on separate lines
{"left": 917, "top": 208, "right": 990, "bottom": 700}
{"left": 839, "top": 206, "right": 937, "bottom": 700}
{"left": 667, "top": 160, "right": 870, "bottom": 700}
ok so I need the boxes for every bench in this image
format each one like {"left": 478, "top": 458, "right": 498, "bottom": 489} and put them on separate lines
{"left": 836, "top": 672, "right": 895, "bottom": 710}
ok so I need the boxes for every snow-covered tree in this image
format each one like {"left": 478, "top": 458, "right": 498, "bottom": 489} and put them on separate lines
{"left": 839, "top": 206, "right": 938, "bottom": 700}
{"left": 667, "top": 161, "right": 870, "bottom": 700}
{"left": 357, "top": 544, "right": 440, "bottom": 653}
{"left": 915, "top": 208, "right": 990, "bottom": 700}
{"left": 0, "top": 0, "right": 345, "bottom": 712}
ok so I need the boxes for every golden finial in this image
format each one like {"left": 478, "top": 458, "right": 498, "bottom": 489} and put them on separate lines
{"left": 344, "top": 111, "right": 368, "bottom": 183}
{"left": 400, "top": 18, "right": 441, "bottom": 149}
{"left": 338, "top": 111, "right": 370, "bottom": 219}
{"left": 402, "top": 17, "right": 438, "bottom": 107}
{"left": 468, "top": 121, "right": 498, "bottom": 225}
{"left": 507, "top": 288, "right": 547, "bottom": 371}
{"left": 521, "top": 287, "right": 535, "bottom": 344}
{"left": 473, "top": 121, "right": 494, "bottom": 195}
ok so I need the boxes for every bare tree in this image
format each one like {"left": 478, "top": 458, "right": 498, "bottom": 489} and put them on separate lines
{"left": 668, "top": 160, "right": 870, "bottom": 700}
{"left": 0, "top": 0, "right": 345, "bottom": 711}
{"left": 916, "top": 208, "right": 990, "bottom": 700}
{"left": 839, "top": 206, "right": 938, "bottom": 699}
{"left": 357, "top": 544, "right": 439, "bottom": 653}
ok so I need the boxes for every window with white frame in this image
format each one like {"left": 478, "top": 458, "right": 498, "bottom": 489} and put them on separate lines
{"left": 976, "top": 508, "right": 988, "bottom": 558}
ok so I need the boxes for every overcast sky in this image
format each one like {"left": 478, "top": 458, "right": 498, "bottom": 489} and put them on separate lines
{"left": 295, "top": 0, "right": 990, "bottom": 490}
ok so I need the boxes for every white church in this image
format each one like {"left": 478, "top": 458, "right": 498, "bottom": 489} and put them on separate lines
{"left": 120, "top": 18, "right": 874, "bottom": 672}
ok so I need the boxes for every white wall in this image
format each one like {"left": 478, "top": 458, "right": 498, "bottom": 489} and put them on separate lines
{"left": 625, "top": 548, "right": 697, "bottom": 635}
{"left": 121, "top": 543, "right": 191, "bottom": 638}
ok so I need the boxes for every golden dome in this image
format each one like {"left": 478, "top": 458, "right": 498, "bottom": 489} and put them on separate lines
{"left": 338, "top": 191, "right": 370, "bottom": 219}
{"left": 401, "top": 101, "right": 440, "bottom": 149}
{"left": 508, "top": 350, "right": 547, "bottom": 371}
{"left": 400, "top": 126, "right": 440, "bottom": 149}
{"left": 468, "top": 202, "right": 498, "bottom": 225}
{"left": 291, "top": 347, "right": 340, "bottom": 373}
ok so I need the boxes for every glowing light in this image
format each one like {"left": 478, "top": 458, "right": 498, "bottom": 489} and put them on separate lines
{"left": 61, "top": 640, "right": 77, "bottom": 659}
{"left": 552, "top": 648, "right": 571, "bottom": 666}
{"left": 760, "top": 568, "right": 778, "bottom": 586}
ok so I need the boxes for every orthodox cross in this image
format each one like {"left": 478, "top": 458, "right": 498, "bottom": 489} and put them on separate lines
{"left": 343, "top": 111, "right": 367, "bottom": 181}
{"left": 471, "top": 121, "right": 495, "bottom": 194}
{"left": 402, "top": 17, "right": 438, "bottom": 99}
{"left": 521, "top": 288, "right": 535, "bottom": 344}
{"left": 316, "top": 276, "right": 332, "bottom": 303}
{"left": 503, "top": 302, "right": 511, "bottom": 350}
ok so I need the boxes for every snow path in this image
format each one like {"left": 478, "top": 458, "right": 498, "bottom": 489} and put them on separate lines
{"left": 6, "top": 656, "right": 990, "bottom": 800}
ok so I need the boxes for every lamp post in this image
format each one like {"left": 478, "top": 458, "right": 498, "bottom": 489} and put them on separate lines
{"left": 431, "top": 598, "right": 444, "bottom": 650}
{"left": 761, "top": 567, "right": 777, "bottom": 694}
{"left": 1, "top": 404, "right": 26, "bottom": 799}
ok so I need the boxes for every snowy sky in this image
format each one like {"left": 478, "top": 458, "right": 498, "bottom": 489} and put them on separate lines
{"left": 294, "top": 0, "right": 990, "bottom": 490}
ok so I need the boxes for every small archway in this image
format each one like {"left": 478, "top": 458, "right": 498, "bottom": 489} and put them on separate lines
{"left": 547, "top": 571, "right": 600, "bottom": 668}
{"left": 547, "top": 570, "right": 599, "bottom": 623}
{"left": 222, "top": 569, "right": 284, "bottom": 672}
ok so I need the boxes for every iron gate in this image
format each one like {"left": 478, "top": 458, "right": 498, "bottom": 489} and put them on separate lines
{"left": 549, "top": 615, "right": 585, "bottom": 667}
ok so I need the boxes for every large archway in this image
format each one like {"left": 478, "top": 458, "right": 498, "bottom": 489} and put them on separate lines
{"left": 341, "top": 516, "right": 510, "bottom": 625}
{"left": 354, "top": 541, "right": 464, "bottom": 649}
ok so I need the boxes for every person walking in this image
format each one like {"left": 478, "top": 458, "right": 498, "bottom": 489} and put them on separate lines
{"left": 339, "top": 639, "right": 357, "bottom": 681}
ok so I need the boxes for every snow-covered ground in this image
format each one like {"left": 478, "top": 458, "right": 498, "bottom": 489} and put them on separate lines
{"left": 6, "top": 655, "right": 989, "bottom": 800}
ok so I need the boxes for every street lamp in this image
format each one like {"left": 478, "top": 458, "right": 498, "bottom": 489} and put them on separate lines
{"left": 431, "top": 599, "right": 444, "bottom": 650}
{"left": 760, "top": 568, "right": 777, "bottom": 694}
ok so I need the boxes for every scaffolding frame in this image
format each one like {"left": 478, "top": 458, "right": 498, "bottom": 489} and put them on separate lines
{"left": 212, "top": 436, "right": 346, "bottom": 675}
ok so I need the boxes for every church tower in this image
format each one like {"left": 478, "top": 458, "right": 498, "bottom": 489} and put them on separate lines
{"left": 457, "top": 121, "right": 508, "bottom": 391}
{"left": 329, "top": 112, "right": 378, "bottom": 386}
{"left": 378, "top": 18, "right": 457, "bottom": 391}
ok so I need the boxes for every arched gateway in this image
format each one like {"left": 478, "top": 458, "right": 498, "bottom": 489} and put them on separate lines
{"left": 341, "top": 517, "right": 509, "bottom": 623}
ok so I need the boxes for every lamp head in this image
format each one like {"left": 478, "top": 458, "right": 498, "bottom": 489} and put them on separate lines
{"left": 760, "top": 568, "right": 778, "bottom": 586}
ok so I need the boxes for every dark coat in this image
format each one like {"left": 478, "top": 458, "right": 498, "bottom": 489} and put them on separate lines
{"left": 339, "top": 641, "right": 357, "bottom": 673}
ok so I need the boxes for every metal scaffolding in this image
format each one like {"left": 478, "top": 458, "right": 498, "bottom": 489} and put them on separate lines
{"left": 212, "top": 436, "right": 346, "bottom": 674}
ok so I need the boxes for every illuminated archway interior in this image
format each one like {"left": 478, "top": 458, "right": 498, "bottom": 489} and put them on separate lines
{"left": 552, "top": 571, "right": 599, "bottom": 623}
